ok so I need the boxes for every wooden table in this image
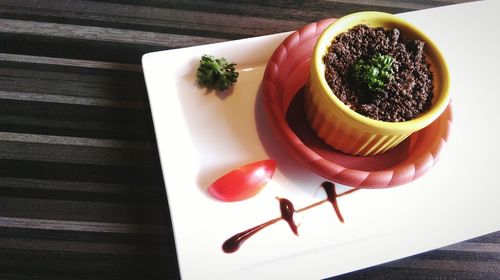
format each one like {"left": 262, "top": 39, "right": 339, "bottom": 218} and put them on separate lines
{"left": 0, "top": 0, "right": 498, "bottom": 279}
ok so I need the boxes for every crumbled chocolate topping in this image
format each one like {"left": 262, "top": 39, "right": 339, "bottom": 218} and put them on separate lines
{"left": 324, "top": 24, "right": 434, "bottom": 122}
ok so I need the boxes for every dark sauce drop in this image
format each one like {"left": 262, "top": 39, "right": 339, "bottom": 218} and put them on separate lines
{"left": 222, "top": 218, "right": 280, "bottom": 253}
{"left": 222, "top": 181, "right": 359, "bottom": 253}
{"left": 322, "top": 181, "right": 344, "bottom": 223}
{"left": 279, "top": 198, "right": 298, "bottom": 235}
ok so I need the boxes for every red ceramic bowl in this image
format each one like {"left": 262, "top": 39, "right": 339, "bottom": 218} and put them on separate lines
{"left": 261, "top": 19, "right": 452, "bottom": 188}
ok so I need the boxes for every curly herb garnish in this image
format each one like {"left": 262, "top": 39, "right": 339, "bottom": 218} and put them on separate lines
{"left": 196, "top": 55, "right": 239, "bottom": 91}
{"left": 353, "top": 53, "right": 394, "bottom": 91}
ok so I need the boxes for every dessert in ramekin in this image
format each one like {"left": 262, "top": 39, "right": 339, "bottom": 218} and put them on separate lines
{"left": 304, "top": 12, "right": 450, "bottom": 156}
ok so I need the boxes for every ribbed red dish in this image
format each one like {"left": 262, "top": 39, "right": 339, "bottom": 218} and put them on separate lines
{"left": 261, "top": 19, "right": 452, "bottom": 188}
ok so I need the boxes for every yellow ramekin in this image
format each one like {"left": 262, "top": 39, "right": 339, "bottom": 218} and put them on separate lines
{"left": 304, "top": 12, "right": 450, "bottom": 156}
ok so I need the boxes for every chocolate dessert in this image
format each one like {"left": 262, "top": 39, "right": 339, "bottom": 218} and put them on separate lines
{"left": 324, "top": 24, "right": 434, "bottom": 122}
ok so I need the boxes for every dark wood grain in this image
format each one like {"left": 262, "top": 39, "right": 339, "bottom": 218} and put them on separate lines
{"left": 1, "top": 0, "right": 497, "bottom": 279}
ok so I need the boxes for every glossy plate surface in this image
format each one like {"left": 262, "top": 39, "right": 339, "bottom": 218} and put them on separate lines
{"left": 142, "top": 2, "right": 500, "bottom": 279}
{"left": 262, "top": 18, "right": 452, "bottom": 188}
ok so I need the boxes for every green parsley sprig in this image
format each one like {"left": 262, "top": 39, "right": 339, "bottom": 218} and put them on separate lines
{"left": 196, "top": 55, "right": 239, "bottom": 91}
{"left": 353, "top": 53, "right": 395, "bottom": 91}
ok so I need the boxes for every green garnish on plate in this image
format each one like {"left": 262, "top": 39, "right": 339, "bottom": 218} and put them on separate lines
{"left": 196, "top": 55, "right": 239, "bottom": 91}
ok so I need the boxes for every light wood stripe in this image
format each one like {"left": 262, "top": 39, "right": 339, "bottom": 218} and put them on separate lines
{"left": 0, "top": 132, "right": 149, "bottom": 149}
{"left": 0, "top": 216, "right": 166, "bottom": 235}
{"left": 0, "top": 90, "right": 144, "bottom": 108}
{"left": 324, "top": 0, "right": 435, "bottom": 10}
{"left": 0, "top": 141, "right": 152, "bottom": 166}
{"left": 386, "top": 259, "right": 500, "bottom": 273}
{"left": 0, "top": 177, "right": 148, "bottom": 194}
{"left": 440, "top": 241, "right": 500, "bottom": 253}
{"left": 0, "top": 237, "right": 162, "bottom": 255}
{"left": 0, "top": 53, "right": 142, "bottom": 71}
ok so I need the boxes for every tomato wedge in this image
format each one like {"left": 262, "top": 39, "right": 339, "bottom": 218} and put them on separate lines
{"left": 208, "top": 159, "right": 276, "bottom": 202}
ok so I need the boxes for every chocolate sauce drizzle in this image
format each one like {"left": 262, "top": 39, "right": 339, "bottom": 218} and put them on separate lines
{"left": 222, "top": 181, "right": 359, "bottom": 253}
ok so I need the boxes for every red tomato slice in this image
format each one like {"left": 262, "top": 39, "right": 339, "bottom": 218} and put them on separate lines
{"left": 208, "top": 159, "right": 276, "bottom": 202}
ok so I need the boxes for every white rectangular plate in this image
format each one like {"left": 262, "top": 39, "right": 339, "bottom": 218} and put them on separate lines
{"left": 142, "top": 1, "right": 500, "bottom": 279}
